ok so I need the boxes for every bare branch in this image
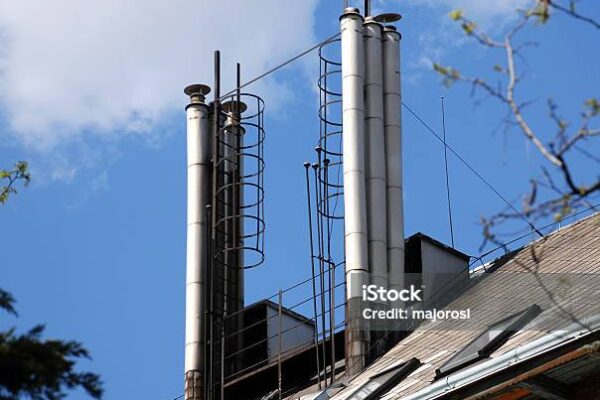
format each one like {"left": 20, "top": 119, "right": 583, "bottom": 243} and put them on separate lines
{"left": 548, "top": 0, "right": 600, "bottom": 30}
{"left": 504, "top": 31, "right": 563, "bottom": 166}
{"left": 449, "top": 10, "right": 504, "bottom": 48}
{"left": 437, "top": 3, "right": 600, "bottom": 248}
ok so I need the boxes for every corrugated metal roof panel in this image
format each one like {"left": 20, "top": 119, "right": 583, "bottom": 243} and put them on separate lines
{"left": 326, "top": 212, "right": 600, "bottom": 400}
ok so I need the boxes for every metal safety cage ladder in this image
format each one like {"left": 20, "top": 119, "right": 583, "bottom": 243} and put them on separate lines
{"left": 204, "top": 53, "right": 266, "bottom": 400}
{"left": 209, "top": 90, "right": 266, "bottom": 386}
{"left": 213, "top": 92, "right": 266, "bottom": 274}
{"left": 317, "top": 38, "right": 344, "bottom": 225}
{"left": 308, "top": 37, "right": 346, "bottom": 385}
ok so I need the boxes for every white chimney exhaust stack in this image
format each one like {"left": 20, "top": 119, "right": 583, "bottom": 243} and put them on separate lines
{"left": 363, "top": 16, "right": 389, "bottom": 302}
{"left": 340, "top": 7, "right": 370, "bottom": 375}
{"left": 184, "top": 83, "right": 211, "bottom": 400}
{"left": 382, "top": 26, "right": 405, "bottom": 301}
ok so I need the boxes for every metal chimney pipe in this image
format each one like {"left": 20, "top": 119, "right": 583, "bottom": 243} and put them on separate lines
{"left": 363, "top": 16, "right": 389, "bottom": 350}
{"left": 340, "top": 6, "right": 369, "bottom": 376}
{"left": 222, "top": 99, "right": 247, "bottom": 314}
{"left": 382, "top": 26, "right": 405, "bottom": 307}
{"left": 184, "top": 83, "right": 211, "bottom": 400}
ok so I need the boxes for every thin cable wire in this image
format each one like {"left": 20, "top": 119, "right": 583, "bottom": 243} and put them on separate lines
{"left": 403, "top": 101, "right": 544, "bottom": 237}
{"left": 219, "top": 33, "right": 341, "bottom": 100}
{"left": 474, "top": 200, "right": 600, "bottom": 262}
{"left": 440, "top": 97, "right": 455, "bottom": 248}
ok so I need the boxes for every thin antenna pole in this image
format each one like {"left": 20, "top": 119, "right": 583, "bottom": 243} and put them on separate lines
{"left": 212, "top": 50, "right": 220, "bottom": 400}
{"left": 312, "top": 160, "right": 328, "bottom": 386}
{"left": 304, "top": 162, "right": 322, "bottom": 389}
{"left": 316, "top": 152, "right": 332, "bottom": 386}
{"left": 205, "top": 205, "right": 213, "bottom": 400}
{"left": 219, "top": 310, "right": 226, "bottom": 400}
{"left": 403, "top": 101, "right": 543, "bottom": 237}
{"left": 441, "top": 97, "right": 455, "bottom": 248}
{"left": 208, "top": 206, "right": 215, "bottom": 400}
{"left": 277, "top": 290, "right": 283, "bottom": 400}
{"left": 323, "top": 158, "right": 336, "bottom": 382}
{"left": 212, "top": 50, "right": 221, "bottom": 242}
{"left": 235, "top": 63, "right": 242, "bottom": 306}
{"left": 236, "top": 63, "right": 241, "bottom": 107}
{"left": 364, "top": 0, "right": 371, "bottom": 16}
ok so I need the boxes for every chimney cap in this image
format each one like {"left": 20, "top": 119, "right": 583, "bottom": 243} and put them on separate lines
{"left": 374, "top": 13, "right": 402, "bottom": 24}
{"left": 184, "top": 84, "right": 211, "bottom": 103}
{"left": 364, "top": 15, "right": 383, "bottom": 26}
{"left": 340, "top": 7, "right": 363, "bottom": 20}
{"left": 222, "top": 100, "right": 247, "bottom": 114}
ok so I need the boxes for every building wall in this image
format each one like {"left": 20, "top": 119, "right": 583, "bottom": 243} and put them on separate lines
{"left": 420, "top": 240, "right": 469, "bottom": 304}
{"left": 265, "top": 305, "right": 315, "bottom": 360}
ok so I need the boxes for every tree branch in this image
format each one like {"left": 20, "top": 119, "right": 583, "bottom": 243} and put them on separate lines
{"left": 548, "top": 0, "right": 600, "bottom": 29}
{"left": 437, "top": 3, "right": 600, "bottom": 248}
{"left": 0, "top": 161, "right": 31, "bottom": 205}
{"left": 503, "top": 24, "right": 563, "bottom": 167}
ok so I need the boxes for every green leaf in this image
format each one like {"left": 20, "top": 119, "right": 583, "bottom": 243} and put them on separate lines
{"left": 433, "top": 63, "right": 461, "bottom": 87}
{"left": 462, "top": 21, "right": 476, "bottom": 35}
{"left": 0, "top": 288, "right": 18, "bottom": 316}
{"left": 433, "top": 63, "right": 448, "bottom": 75}
{"left": 584, "top": 98, "right": 599, "bottom": 116}
{"left": 449, "top": 9, "right": 464, "bottom": 21}
{"left": 531, "top": 3, "right": 550, "bottom": 24}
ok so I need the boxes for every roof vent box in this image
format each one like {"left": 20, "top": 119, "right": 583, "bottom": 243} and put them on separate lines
{"left": 228, "top": 300, "right": 316, "bottom": 374}
{"left": 404, "top": 233, "right": 470, "bottom": 307}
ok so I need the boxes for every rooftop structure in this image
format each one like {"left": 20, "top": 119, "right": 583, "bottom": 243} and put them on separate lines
{"left": 287, "top": 212, "right": 600, "bottom": 400}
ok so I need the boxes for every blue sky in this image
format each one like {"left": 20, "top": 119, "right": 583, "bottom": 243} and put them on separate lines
{"left": 1, "top": 0, "right": 599, "bottom": 399}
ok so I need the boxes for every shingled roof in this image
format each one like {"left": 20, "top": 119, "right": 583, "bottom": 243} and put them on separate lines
{"left": 291, "top": 212, "right": 600, "bottom": 400}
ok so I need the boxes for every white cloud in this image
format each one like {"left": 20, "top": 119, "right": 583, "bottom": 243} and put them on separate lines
{"left": 378, "top": 0, "right": 533, "bottom": 27}
{"left": 0, "top": 0, "right": 318, "bottom": 154}
{"left": 377, "top": 0, "right": 535, "bottom": 83}
{"left": 448, "top": 0, "right": 533, "bottom": 23}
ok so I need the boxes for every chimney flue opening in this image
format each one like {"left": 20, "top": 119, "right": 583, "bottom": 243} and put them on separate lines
{"left": 184, "top": 84, "right": 211, "bottom": 104}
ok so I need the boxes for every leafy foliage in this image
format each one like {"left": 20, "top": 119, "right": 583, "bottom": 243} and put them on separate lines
{"left": 529, "top": 1, "right": 551, "bottom": 24}
{"left": 0, "top": 325, "right": 103, "bottom": 400}
{"left": 1, "top": 163, "right": 103, "bottom": 399}
{"left": 0, "top": 289, "right": 17, "bottom": 317}
{"left": 433, "top": 63, "right": 461, "bottom": 87}
{"left": 585, "top": 98, "right": 600, "bottom": 116}
{"left": 0, "top": 161, "right": 30, "bottom": 205}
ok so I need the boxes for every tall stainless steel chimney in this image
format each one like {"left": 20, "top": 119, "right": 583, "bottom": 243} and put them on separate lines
{"left": 364, "top": 15, "right": 389, "bottom": 354}
{"left": 184, "top": 83, "right": 211, "bottom": 400}
{"left": 382, "top": 26, "right": 405, "bottom": 303}
{"left": 340, "top": 6, "right": 369, "bottom": 376}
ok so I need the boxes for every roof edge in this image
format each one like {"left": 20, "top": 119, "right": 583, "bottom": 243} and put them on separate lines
{"left": 401, "top": 313, "right": 600, "bottom": 400}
